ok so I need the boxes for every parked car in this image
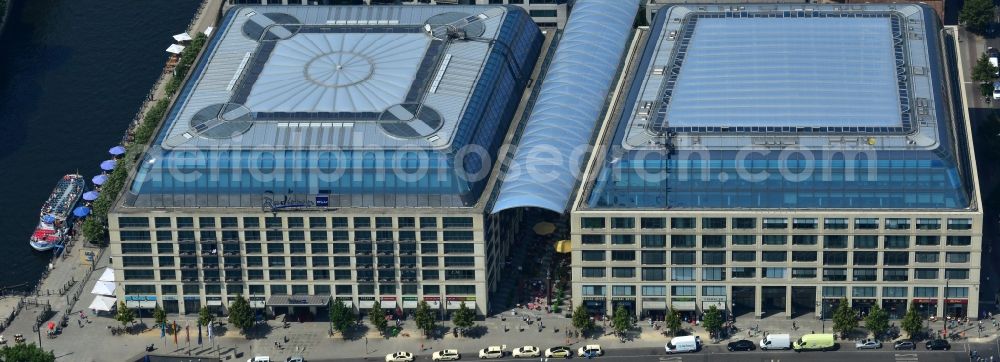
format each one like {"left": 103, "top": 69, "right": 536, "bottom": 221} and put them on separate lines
{"left": 432, "top": 349, "right": 461, "bottom": 361}
{"left": 479, "top": 346, "right": 504, "bottom": 359}
{"left": 893, "top": 340, "right": 916, "bottom": 350}
{"left": 385, "top": 352, "right": 415, "bottom": 362}
{"left": 760, "top": 334, "right": 791, "bottom": 350}
{"left": 578, "top": 345, "right": 603, "bottom": 357}
{"left": 512, "top": 346, "right": 541, "bottom": 358}
{"left": 544, "top": 346, "right": 572, "bottom": 358}
{"left": 247, "top": 357, "right": 270, "bottom": 362}
{"left": 286, "top": 356, "right": 305, "bottom": 362}
{"left": 727, "top": 339, "right": 756, "bottom": 351}
{"left": 925, "top": 339, "right": 951, "bottom": 351}
{"left": 855, "top": 339, "right": 882, "bottom": 349}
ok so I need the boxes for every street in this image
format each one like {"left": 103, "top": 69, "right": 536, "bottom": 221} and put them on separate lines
{"left": 313, "top": 342, "right": 1000, "bottom": 362}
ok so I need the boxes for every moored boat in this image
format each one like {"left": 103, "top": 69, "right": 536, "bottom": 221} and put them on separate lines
{"left": 30, "top": 174, "right": 85, "bottom": 251}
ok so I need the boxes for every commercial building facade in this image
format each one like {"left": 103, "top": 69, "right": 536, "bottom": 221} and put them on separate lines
{"left": 109, "top": 4, "right": 545, "bottom": 316}
{"left": 569, "top": 3, "right": 983, "bottom": 320}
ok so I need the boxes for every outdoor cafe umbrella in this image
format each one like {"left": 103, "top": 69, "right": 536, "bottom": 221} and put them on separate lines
{"left": 172, "top": 32, "right": 192, "bottom": 42}
{"left": 166, "top": 44, "right": 186, "bottom": 54}
{"left": 47, "top": 322, "right": 55, "bottom": 330}
{"left": 92, "top": 174, "right": 108, "bottom": 186}
{"left": 109, "top": 146, "right": 126, "bottom": 156}
{"left": 100, "top": 159, "right": 117, "bottom": 171}
{"left": 73, "top": 206, "right": 91, "bottom": 218}
{"left": 83, "top": 191, "right": 100, "bottom": 201}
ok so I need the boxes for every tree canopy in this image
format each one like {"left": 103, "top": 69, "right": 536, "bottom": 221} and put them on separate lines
{"left": 901, "top": 303, "right": 924, "bottom": 339}
{"left": 114, "top": 301, "right": 135, "bottom": 327}
{"left": 228, "top": 296, "right": 254, "bottom": 334}
{"left": 329, "top": 299, "right": 355, "bottom": 337}
{"left": 832, "top": 298, "right": 858, "bottom": 337}
{"left": 973, "top": 53, "right": 998, "bottom": 84}
{"left": 960, "top": 0, "right": 995, "bottom": 34}
{"left": 664, "top": 308, "right": 682, "bottom": 336}
{"left": 451, "top": 302, "right": 476, "bottom": 332}
{"left": 611, "top": 305, "right": 632, "bottom": 337}
{"left": 197, "top": 306, "right": 215, "bottom": 326}
{"left": 414, "top": 301, "right": 437, "bottom": 338}
{"left": 702, "top": 305, "right": 723, "bottom": 338}
{"left": 865, "top": 304, "right": 890, "bottom": 340}
{"left": 571, "top": 304, "right": 594, "bottom": 332}
{"left": 369, "top": 303, "right": 388, "bottom": 335}
{"left": 0, "top": 343, "right": 54, "bottom": 362}
{"left": 153, "top": 304, "right": 167, "bottom": 327}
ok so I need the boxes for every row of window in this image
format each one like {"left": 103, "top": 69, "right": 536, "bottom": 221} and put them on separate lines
{"left": 122, "top": 254, "right": 477, "bottom": 268}
{"left": 579, "top": 250, "right": 971, "bottom": 265}
{"left": 579, "top": 266, "right": 970, "bottom": 281}
{"left": 124, "top": 268, "right": 476, "bottom": 282}
{"left": 580, "top": 285, "right": 971, "bottom": 298}
{"left": 119, "top": 216, "right": 474, "bottom": 230}
{"left": 121, "top": 242, "right": 478, "bottom": 255}
{"left": 580, "top": 217, "right": 973, "bottom": 231}
{"left": 580, "top": 234, "right": 972, "bottom": 247}
{"left": 125, "top": 283, "right": 476, "bottom": 297}
{"left": 120, "top": 229, "right": 477, "bottom": 242}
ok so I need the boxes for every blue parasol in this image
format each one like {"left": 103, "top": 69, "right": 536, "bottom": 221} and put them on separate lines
{"left": 109, "top": 146, "right": 127, "bottom": 156}
{"left": 100, "top": 159, "right": 117, "bottom": 171}
{"left": 83, "top": 191, "right": 100, "bottom": 201}
{"left": 42, "top": 214, "right": 56, "bottom": 223}
{"left": 73, "top": 206, "right": 91, "bottom": 217}
{"left": 92, "top": 174, "right": 108, "bottom": 185}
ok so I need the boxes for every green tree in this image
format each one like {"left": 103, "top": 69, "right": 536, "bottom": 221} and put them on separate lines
{"left": 368, "top": 303, "right": 388, "bottom": 335}
{"left": 665, "top": 308, "right": 683, "bottom": 336}
{"left": 114, "top": 301, "right": 135, "bottom": 328}
{"left": 451, "top": 302, "right": 476, "bottom": 334}
{"left": 865, "top": 304, "right": 890, "bottom": 340}
{"left": 832, "top": 298, "right": 858, "bottom": 338}
{"left": 702, "top": 305, "right": 723, "bottom": 339}
{"left": 0, "top": 343, "right": 55, "bottom": 362}
{"left": 571, "top": 304, "right": 595, "bottom": 332}
{"left": 961, "top": 0, "right": 995, "bottom": 34}
{"left": 329, "top": 299, "right": 355, "bottom": 337}
{"left": 414, "top": 301, "right": 437, "bottom": 338}
{"left": 197, "top": 306, "right": 215, "bottom": 327}
{"left": 901, "top": 302, "right": 924, "bottom": 339}
{"left": 973, "top": 53, "right": 999, "bottom": 84}
{"left": 81, "top": 218, "right": 105, "bottom": 243}
{"left": 152, "top": 304, "right": 167, "bottom": 327}
{"left": 227, "top": 296, "right": 254, "bottom": 335}
{"left": 611, "top": 305, "right": 633, "bottom": 337}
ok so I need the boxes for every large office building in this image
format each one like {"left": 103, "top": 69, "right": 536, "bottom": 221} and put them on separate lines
{"left": 229, "top": 0, "right": 570, "bottom": 28}
{"left": 108, "top": 4, "right": 547, "bottom": 316}
{"left": 567, "top": 4, "right": 983, "bottom": 320}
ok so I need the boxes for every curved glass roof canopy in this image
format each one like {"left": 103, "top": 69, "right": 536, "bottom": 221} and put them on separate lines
{"left": 584, "top": 4, "right": 974, "bottom": 210}
{"left": 492, "top": 0, "right": 640, "bottom": 214}
{"left": 127, "top": 5, "right": 543, "bottom": 208}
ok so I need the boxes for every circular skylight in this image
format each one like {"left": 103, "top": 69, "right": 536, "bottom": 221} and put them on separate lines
{"left": 304, "top": 52, "right": 374, "bottom": 88}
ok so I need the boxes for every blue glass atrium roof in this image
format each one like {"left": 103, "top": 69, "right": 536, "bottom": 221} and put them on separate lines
{"left": 124, "top": 5, "right": 543, "bottom": 208}
{"left": 583, "top": 4, "right": 975, "bottom": 210}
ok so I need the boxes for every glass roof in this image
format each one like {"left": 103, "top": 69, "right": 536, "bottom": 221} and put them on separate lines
{"left": 125, "top": 6, "right": 544, "bottom": 208}
{"left": 667, "top": 17, "right": 901, "bottom": 128}
{"left": 584, "top": 4, "right": 974, "bottom": 210}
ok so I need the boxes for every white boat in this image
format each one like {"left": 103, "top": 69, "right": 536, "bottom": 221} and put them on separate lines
{"left": 30, "top": 174, "right": 84, "bottom": 251}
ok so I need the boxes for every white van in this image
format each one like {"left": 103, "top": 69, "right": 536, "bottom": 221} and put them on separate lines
{"left": 665, "top": 335, "right": 700, "bottom": 353}
{"left": 760, "top": 334, "right": 792, "bottom": 350}
{"left": 993, "top": 81, "right": 1000, "bottom": 100}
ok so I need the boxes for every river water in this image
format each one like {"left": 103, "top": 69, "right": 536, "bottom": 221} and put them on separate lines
{"left": 0, "top": 0, "right": 201, "bottom": 288}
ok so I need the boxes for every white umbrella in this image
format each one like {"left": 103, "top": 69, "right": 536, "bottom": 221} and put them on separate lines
{"left": 98, "top": 267, "right": 116, "bottom": 282}
{"left": 166, "top": 44, "right": 186, "bottom": 54}
{"left": 203, "top": 27, "right": 214, "bottom": 37}
{"left": 173, "top": 32, "right": 192, "bottom": 42}
{"left": 88, "top": 295, "right": 117, "bottom": 312}
{"left": 90, "top": 281, "right": 116, "bottom": 296}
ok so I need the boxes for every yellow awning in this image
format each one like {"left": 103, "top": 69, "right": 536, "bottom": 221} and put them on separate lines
{"left": 554, "top": 240, "right": 572, "bottom": 253}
